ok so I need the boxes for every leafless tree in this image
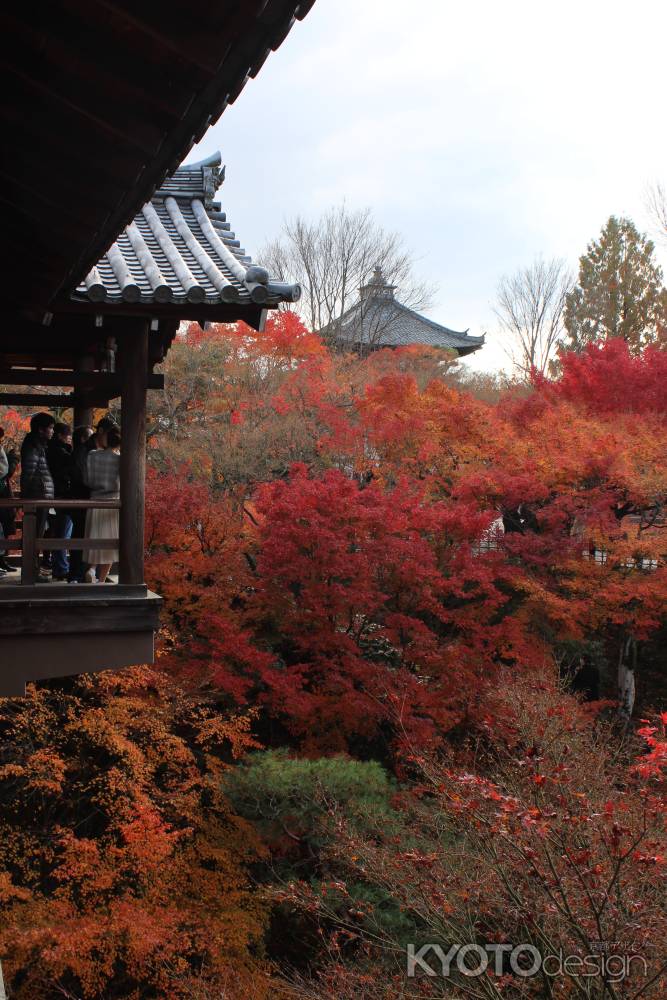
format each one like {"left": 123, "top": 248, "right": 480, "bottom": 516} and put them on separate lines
{"left": 645, "top": 181, "right": 667, "bottom": 247}
{"left": 260, "top": 204, "right": 431, "bottom": 349}
{"left": 494, "top": 256, "right": 572, "bottom": 377}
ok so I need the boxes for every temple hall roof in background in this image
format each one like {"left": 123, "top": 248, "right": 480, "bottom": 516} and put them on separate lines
{"left": 332, "top": 268, "right": 485, "bottom": 357}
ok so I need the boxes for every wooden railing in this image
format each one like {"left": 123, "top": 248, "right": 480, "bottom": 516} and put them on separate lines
{"left": 0, "top": 499, "right": 120, "bottom": 585}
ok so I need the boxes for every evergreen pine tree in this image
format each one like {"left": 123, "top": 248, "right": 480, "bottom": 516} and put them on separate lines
{"left": 564, "top": 216, "right": 667, "bottom": 354}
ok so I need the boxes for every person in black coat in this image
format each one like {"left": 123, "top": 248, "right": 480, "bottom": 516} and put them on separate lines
{"left": 47, "top": 422, "right": 75, "bottom": 581}
{"left": 0, "top": 427, "right": 19, "bottom": 574}
{"left": 20, "top": 412, "right": 55, "bottom": 500}
{"left": 20, "top": 412, "right": 56, "bottom": 579}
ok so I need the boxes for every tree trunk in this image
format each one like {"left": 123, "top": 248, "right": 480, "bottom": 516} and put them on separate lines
{"left": 618, "top": 634, "right": 637, "bottom": 719}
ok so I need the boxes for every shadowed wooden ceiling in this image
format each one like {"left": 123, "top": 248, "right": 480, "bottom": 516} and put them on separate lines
{"left": 0, "top": 0, "right": 314, "bottom": 316}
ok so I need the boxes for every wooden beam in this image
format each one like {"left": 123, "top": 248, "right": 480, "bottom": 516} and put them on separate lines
{"left": 0, "top": 393, "right": 75, "bottom": 407}
{"left": 0, "top": 583, "right": 149, "bottom": 600}
{"left": 89, "top": 1, "right": 223, "bottom": 75}
{"left": 2, "top": 60, "right": 161, "bottom": 157}
{"left": 0, "top": 370, "right": 163, "bottom": 390}
{"left": 0, "top": 538, "right": 118, "bottom": 551}
{"left": 74, "top": 355, "right": 95, "bottom": 428}
{"left": 0, "top": 593, "right": 160, "bottom": 636}
{"left": 31, "top": 538, "right": 119, "bottom": 552}
{"left": 0, "top": 9, "right": 193, "bottom": 119}
{"left": 0, "top": 499, "right": 120, "bottom": 509}
{"left": 119, "top": 322, "right": 148, "bottom": 586}
{"left": 21, "top": 506, "right": 37, "bottom": 586}
{"left": 48, "top": 299, "right": 269, "bottom": 332}
{"left": 0, "top": 370, "right": 80, "bottom": 386}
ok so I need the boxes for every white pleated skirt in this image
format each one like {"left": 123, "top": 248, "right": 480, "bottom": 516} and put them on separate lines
{"left": 85, "top": 506, "right": 119, "bottom": 564}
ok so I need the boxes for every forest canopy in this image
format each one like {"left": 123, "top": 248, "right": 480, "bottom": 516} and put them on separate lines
{"left": 0, "top": 314, "right": 665, "bottom": 998}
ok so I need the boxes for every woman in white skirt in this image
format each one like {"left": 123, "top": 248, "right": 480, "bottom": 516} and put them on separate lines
{"left": 84, "top": 426, "right": 120, "bottom": 583}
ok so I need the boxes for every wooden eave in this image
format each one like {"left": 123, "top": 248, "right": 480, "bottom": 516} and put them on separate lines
{"left": 0, "top": 314, "right": 178, "bottom": 374}
{"left": 0, "top": 0, "right": 314, "bottom": 314}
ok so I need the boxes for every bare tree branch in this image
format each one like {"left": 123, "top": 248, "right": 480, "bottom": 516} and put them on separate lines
{"left": 645, "top": 181, "right": 667, "bottom": 247}
{"left": 494, "top": 257, "right": 572, "bottom": 378}
{"left": 260, "top": 204, "right": 431, "bottom": 349}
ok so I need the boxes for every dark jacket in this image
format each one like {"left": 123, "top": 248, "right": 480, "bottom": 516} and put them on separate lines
{"left": 20, "top": 433, "right": 54, "bottom": 500}
{"left": 71, "top": 443, "right": 91, "bottom": 500}
{"left": 47, "top": 439, "right": 74, "bottom": 499}
{"left": 0, "top": 447, "right": 18, "bottom": 535}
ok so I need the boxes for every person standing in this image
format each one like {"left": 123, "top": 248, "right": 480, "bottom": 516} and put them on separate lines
{"left": 0, "top": 428, "right": 18, "bottom": 576}
{"left": 20, "top": 413, "right": 55, "bottom": 500}
{"left": 0, "top": 430, "right": 8, "bottom": 486}
{"left": 87, "top": 414, "right": 116, "bottom": 454}
{"left": 20, "top": 413, "right": 55, "bottom": 579}
{"left": 47, "top": 422, "right": 75, "bottom": 581}
{"left": 84, "top": 427, "right": 121, "bottom": 584}
{"left": 0, "top": 435, "right": 7, "bottom": 578}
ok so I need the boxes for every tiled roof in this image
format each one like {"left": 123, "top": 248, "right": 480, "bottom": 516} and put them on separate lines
{"left": 337, "top": 300, "right": 485, "bottom": 355}
{"left": 73, "top": 153, "right": 300, "bottom": 309}
{"left": 333, "top": 269, "right": 484, "bottom": 357}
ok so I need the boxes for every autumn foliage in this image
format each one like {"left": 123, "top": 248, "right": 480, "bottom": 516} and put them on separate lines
{"left": 275, "top": 671, "right": 667, "bottom": 999}
{"left": 146, "top": 321, "right": 667, "bottom": 755}
{"left": 1, "top": 317, "right": 665, "bottom": 997}
{"left": 0, "top": 670, "right": 270, "bottom": 999}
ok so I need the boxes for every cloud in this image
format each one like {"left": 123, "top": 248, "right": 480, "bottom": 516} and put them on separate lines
{"left": 191, "top": 0, "right": 667, "bottom": 372}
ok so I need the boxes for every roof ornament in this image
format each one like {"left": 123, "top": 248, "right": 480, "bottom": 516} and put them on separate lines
{"left": 360, "top": 265, "right": 396, "bottom": 302}
{"left": 185, "top": 151, "right": 224, "bottom": 188}
{"left": 203, "top": 163, "right": 225, "bottom": 207}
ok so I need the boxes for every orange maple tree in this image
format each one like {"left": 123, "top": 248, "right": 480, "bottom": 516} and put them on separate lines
{"left": 0, "top": 669, "right": 272, "bottom": 999}
{"left": 1, "top": 319, "right": 665, "bottom": 997}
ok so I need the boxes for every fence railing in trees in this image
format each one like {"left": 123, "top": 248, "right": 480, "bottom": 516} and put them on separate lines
{"left": 0, "top": 499, "right": 120, "bottom": 585}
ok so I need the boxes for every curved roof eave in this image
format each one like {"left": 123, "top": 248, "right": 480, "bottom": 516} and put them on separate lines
{"left": 72, "top": 154, "right": 302, "bottom": 312}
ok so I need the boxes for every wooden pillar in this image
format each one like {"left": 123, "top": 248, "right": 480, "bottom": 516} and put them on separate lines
{"left": 119, "top": 323, "right": 148, "bottom": 586}
{"left": 21, "top": 503, "right": 37, "bottom": 586}
{"left": 73, "top": 355, "right": 95, "bottom": 429}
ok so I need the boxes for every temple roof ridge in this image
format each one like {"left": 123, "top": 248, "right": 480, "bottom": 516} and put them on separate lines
{"left": 331, "top": 271, "right": 485, "bottom": 356}
{"left": 392, "top": 300, "right": 484, "bottom": 343}
{"left": 73, "top": 152, "right": 300, "bottom": 310}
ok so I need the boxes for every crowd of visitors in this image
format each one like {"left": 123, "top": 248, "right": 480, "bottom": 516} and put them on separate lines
{"left": 0, "top": 412, "right": 121, "bottom": 583}
{"left": 0, "top": 427, "right": 19, "bottom": 575}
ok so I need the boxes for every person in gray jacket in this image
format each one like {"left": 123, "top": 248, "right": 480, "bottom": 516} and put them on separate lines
{"left": 20, "top": 413, "right": 55, "bottom": 500}
{"left": 20, "top": 413, "right": 56, "bottom": 578}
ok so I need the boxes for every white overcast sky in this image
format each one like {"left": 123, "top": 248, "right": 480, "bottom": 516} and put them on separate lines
{"left": 189, "top": 0, "right": 667, "bottom": 372}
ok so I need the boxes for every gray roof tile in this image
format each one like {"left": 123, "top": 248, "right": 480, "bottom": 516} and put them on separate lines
{"left": 333, "top": 268, "right": 484, "bottom": 357}
{"left": 73, "top": 152, "right": 300, "bottom": 309}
